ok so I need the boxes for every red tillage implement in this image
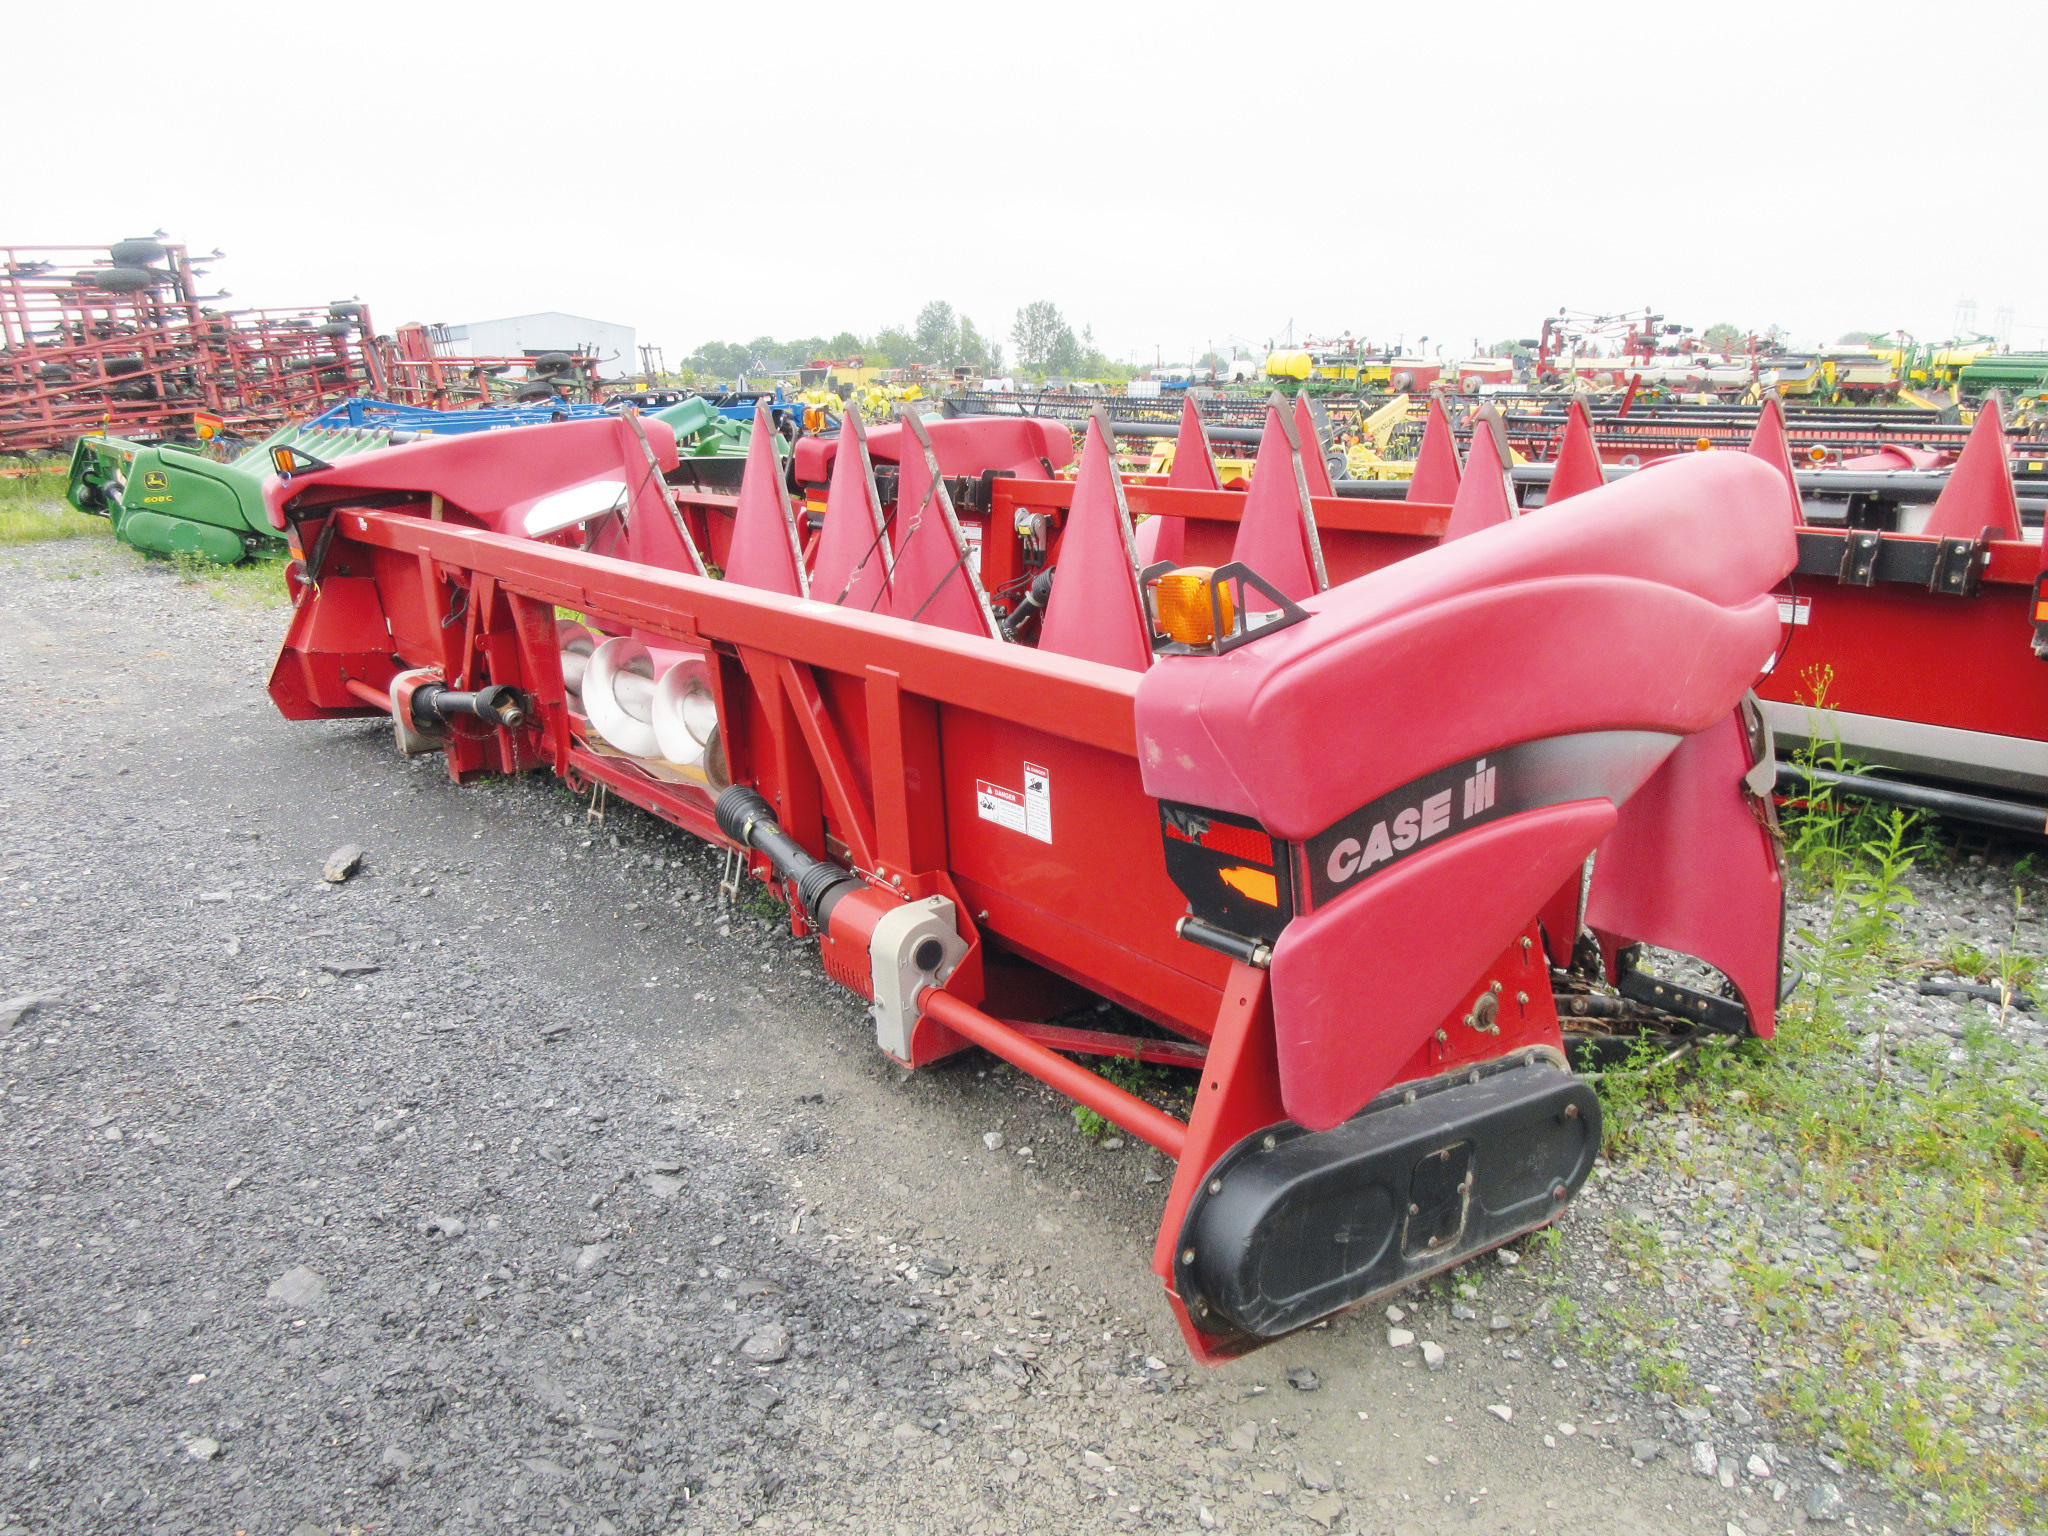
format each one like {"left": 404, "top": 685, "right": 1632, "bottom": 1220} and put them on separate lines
{"left": 264, "top": 395, "right": 1795, "bottom": 1360}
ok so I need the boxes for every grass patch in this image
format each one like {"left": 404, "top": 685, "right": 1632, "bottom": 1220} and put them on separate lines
{"left": 1587, "top": 713, "right": 2048, "bottom": 1526}
{"left": 0, "top": 493, "right": 106, "bottom": 546}
{"left": 165, "top": 548, "right": 290, "bottom": 610}
{"left": 1072, "top": 1055, "right": 1181, "bottom": 1142}
{"left": 731, "top": 876, "right": 789, "bottom": 923}
{"left": 1, "top": 471, "right": 284, "bottom": 610}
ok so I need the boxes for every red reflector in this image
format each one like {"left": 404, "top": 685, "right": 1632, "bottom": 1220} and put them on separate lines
{"left": 1198, "top": 820, "right": 1273, "bottom": 865}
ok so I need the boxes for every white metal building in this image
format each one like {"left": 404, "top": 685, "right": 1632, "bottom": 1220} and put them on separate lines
{"left": 433, "top": 312, "right": 635, "bottom": 375}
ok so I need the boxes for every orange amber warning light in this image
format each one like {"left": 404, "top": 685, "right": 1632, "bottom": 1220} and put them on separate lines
{"left": 1153, "top": 566, "right": 1236, "bottom": 646}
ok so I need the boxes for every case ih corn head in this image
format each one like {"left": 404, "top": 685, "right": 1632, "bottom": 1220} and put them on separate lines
{"left": 1443, "top": 394, "right": 2048, "bottom": 831}
{"left": 263, "top": 393, "right": 1795, "bottom": 1359}
{"left": 1744, "top": 394, "right": 2048, "bottom": 830}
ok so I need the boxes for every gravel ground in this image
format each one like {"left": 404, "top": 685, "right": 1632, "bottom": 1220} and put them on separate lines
{"left": 1528, "top": 865, "right": 2048, "bottom": 1536}
{"left": 0, "top": 536, "right": 1990, "bottom": 1535}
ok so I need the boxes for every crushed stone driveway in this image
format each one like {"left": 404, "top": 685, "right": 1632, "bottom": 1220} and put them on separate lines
{"left": 0, "top": 541, "right": 1874, "bottom": 1536}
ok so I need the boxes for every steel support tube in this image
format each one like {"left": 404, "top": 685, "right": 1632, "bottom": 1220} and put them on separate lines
{"left": 1329, "top": 466, "right": 2048, "bottom": 517}
{"left": 919, "top": 988, "right": 1189, "bottom": 1160}
{"left": 1776, "top": 762, "right": 2048, "bottom": 834}
{"left": 343, "top": 678, "right": 393, "bottom": 712}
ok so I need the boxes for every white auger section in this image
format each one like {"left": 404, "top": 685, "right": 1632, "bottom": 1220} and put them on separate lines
{"left": 573, "top": 634, "right": 727, "bottom": 790}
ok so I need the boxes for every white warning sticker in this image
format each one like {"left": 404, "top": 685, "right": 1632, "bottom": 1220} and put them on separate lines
{"left": 975, "top": 780, "right": 1027, "bottom": 834}
{"left": 1023, "top": 762, "right": 1052, "bottom": 843}
{"left": 1777, "top": 595, "right": 1811, "bottom": 626}
{"left": 976, "top": 764, "right": 1053, "bottom": 843}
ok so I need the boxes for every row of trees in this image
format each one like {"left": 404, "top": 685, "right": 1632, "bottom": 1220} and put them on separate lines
{"left": 683, "top": 299, "right": 1135, "bottom": 384}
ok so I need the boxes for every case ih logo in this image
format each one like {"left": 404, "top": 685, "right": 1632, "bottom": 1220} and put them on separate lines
{"left": 1307, "top": 754, "right": 1504, "bottom": 905}
{"left": 1301, "top": 732, "right": 1685, "bottom": 909}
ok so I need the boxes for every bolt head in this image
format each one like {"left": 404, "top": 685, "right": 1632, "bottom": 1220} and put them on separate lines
{"left": 1181, "top": 1248, "right": 1196, "bottom": 1265}
{"left": 1207, "top": 1178, "right": 1223, "bottom": 1195}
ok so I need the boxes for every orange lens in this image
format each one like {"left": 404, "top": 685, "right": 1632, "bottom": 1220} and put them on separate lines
{"left": 1154, "top": 567, "right": 1236, "bottom": 645}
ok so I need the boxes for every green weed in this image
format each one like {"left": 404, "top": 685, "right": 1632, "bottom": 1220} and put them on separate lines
{"left": 0, "top": 497, "right": 106, "bottom": 545}
{"left": 1072, "top": 1056, "right": 1179, "bottom": 1142}
{"left": 164, "top": 548, "right": 290, "bottom": 609}
{"left": 733, "top": 878, "right": 789, "bottom": 923}
{"left": 1589, "top": 805, "right": 2048, "bottom": 1523}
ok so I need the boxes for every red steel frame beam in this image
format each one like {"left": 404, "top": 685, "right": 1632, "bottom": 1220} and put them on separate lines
{"left": 921, "top": 989, "right": 1188, "bottom": 1158}
{"left": 337, "top": 509, "right": 1142, "bottom": 755}
{"left": 1755, "top": 534, "right": 2048, "bottom": 745}
{"left": 987, "top": 477, "right": 1453, "bottom": 537}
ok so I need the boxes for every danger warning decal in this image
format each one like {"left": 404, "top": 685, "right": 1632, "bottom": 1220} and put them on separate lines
{"left": 1302, "top": 731, "right": 1682, "bottom": 909}
{"left": 976, "top": 762, "right": 1052, "bottom": 844}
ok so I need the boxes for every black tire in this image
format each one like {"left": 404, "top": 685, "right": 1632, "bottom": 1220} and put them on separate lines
{"left": 534, "top": 352, "right": 572, "bottom": 375}
{"left": 109, "top": 239, "right": 168, "bottom": 266}
{"left": 104, "top": 357, "right": 147, "bottom": 377}
{"left": 515, "top": 382, "right": 556, "bottom": 402}
{"left": 82, "top": 266, "right": 160, "bottom": 293}
{"left": 317, "top": 321, "right": 353, "bottom": 338}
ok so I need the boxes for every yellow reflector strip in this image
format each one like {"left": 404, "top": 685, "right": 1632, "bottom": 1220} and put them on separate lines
{"left": 1218, "top": 865, "right": 1279, "bottom": 906}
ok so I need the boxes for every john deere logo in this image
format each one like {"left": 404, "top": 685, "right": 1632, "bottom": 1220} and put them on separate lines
{"left": 143, "top": 471, "right": 167, "bottom": 491}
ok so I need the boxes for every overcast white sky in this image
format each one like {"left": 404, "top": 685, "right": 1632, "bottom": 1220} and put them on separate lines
{"left": 14, "top": 1, "right": 2047, "bottom": 367}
